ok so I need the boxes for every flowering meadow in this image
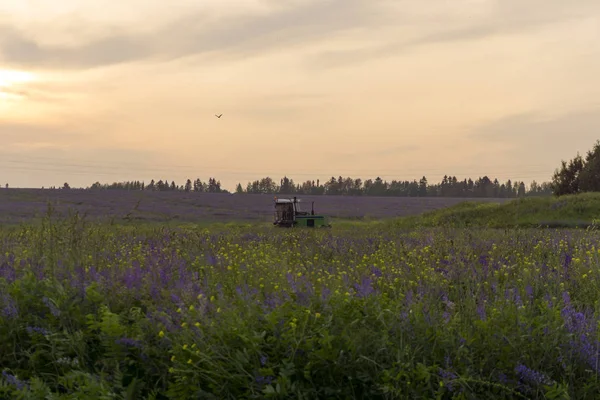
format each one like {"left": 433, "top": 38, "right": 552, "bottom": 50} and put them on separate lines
{"left": 1, "top": 212, "right": 599, "bottom": 399}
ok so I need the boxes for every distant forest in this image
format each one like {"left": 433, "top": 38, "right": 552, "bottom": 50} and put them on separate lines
{"left": 83, "top": 175, "right": 554, "bottom": 198}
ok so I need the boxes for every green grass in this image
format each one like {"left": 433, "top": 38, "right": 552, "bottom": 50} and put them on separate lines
{"left": 391, "top": 193, "right": 600, "bottom": 229}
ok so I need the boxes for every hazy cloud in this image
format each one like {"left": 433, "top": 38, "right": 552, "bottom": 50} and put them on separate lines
{"left": 0, "top": 0, "right": 398, "bottom": 69}
{"left": 469, "top": 108, "right": 600, "bottom": 142}
{"left": 0, "top": 122, "right": 78, "bottom": 145}
{"left": 0, "top": 83, "right": 64, "bottom": 102}
{"left": 466, "top": 107, "right": 600, "bottom": 166}
{"left": 309, "top": 0, "right": 600, "bottom": 68}
{"left": 409, "top": 0, "right": 599, "bottom": 46}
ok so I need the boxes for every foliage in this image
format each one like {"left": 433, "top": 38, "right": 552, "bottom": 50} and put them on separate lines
{"left": 1, "top": 212, "right": 600, "bottom": 398}
{"left": 552, "top": 140, "right": 600, "bottom": 196}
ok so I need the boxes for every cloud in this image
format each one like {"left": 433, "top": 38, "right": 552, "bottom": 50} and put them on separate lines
{"left": 0, "top": 122, "right": 178, "bottom": 181}
{"left": 0, "top": 122, "right": 78, "bottom": 146}
{"left": 0, "top": 23, "right": 151, "bottom": 68}
{"left": 468, "top": 108, "right": 600, "bottom": 142}
{"left": 408, "top": 0, "right": 598, "bottom": 46}
{"left": 466, "top": 107, "right": 600, "bottom": 167}
{"left": 0, "top": 0, "right": 398, "bottom": 69}
{"left": 308, "top": 0, "right": 600, "bottom": 68}
{"left": 0, "top": 83, "right": 65, "bottom": 103}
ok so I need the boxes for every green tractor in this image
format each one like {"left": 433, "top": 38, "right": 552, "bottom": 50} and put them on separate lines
{"left": 273, "top": 196, "right": 331, "bottom": 228}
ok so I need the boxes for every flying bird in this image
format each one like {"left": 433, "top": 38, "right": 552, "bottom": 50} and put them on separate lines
{"left": 215, "top": 114, "right": 223, "bottom": 118}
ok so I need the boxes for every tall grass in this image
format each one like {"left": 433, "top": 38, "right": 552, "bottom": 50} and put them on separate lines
{"left": 393, "top": 192, "right": 600, "bottom": 229}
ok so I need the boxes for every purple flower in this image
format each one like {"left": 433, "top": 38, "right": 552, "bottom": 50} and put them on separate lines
{"left": 354, "top": 277, "right": 375, "bottom": 298}
{"left": 1, "top": 371, "right": 27, "bottom": 390}
{"left": 255, "top": 375, "right": 273, "bottom": 386}
{"left": 42, "top": 297, "right": 61, "bottom": 317}
{"left": 442, "top": 311, "right": 451, "bottom": 324}
{"left": 438, "top": 368, "right": 458, "bottom": 391}
{"left": 562, "top": 291, "right": 571, "bottom": 307}
{"left": 515, "top": 364, "right": 553, "bottom": 386}
{"left": 525, "top": 285, "right": 533, "bottom": 300}
{"left": 26, "top": 326, "right": 49, "bottom": 336}
{"left": 115, "top": 337, "right": 142, "bottom": 348}
{"left": 1, "top": 294, "right": 18, "bottom": 319}
{"left": 370, "top": 265, "right": 383, "bottom": 277}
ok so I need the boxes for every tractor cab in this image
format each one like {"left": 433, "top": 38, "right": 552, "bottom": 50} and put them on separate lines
{"left": 273, "top": 197, "right": 330, "bottom": 228}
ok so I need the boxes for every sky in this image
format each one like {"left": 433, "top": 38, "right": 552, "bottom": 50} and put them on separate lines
{"left": 0, "top": 0, "right": 599, "bottom": 190}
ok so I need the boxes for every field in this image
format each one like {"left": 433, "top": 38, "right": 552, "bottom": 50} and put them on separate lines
{"left": 1, "top": 190, "right": 599, "bottom": 399}
{"left": 0, "top": 188, "right": 510, "bottom": 225}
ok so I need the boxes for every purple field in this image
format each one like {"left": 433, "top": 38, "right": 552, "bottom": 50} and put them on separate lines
{"left": 0, "top": 188, "right": 512, "bottom": 224}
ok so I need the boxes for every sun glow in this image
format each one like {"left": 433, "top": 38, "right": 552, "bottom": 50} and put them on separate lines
{"left": 0, "top": 69, "right": 34, "bottom": 88}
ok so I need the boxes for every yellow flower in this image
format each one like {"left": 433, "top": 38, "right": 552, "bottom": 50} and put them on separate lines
{"left": 187, "top": 359, "right": 193, "bottom": 364}
{"left": 194, "top": 322, "right": 201, "bottom": 328}
{"left": 189, "top": 305, "right": 194, "bottom": 311}
{"left": 158, "top": 331, "right": 165, "bottom": 338}
{"left": 181, "top": 322, "right": 187, "bottom": 328}
{"left": 171, "top": 356, "right": 176, "bottom": 362}
{"left": 315, "top": 313, "right": 321, "bottom": 318}
{"left": 183, "top": 344, "right": 188, "bottom": 350}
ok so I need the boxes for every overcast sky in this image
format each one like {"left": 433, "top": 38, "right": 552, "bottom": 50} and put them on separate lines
{"left": 1, "top": 0, "right": 599, "bottom": 190}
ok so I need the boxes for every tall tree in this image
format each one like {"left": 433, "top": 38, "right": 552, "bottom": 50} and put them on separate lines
{"left": 552, "top": 154, "right": 584, "bottom": 196}
{"left": 577, "top": 140, "right": 600, "bottom": 192}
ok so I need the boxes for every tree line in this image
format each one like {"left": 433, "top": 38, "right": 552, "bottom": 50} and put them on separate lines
{"left": 88, "top": 178, "right": 223, "bottom": 193}
{"left": 239, "top": 175, "right": 552, "bottom": 198}
{"left": 82, "top": 175, "right": 554, "bottom": 198}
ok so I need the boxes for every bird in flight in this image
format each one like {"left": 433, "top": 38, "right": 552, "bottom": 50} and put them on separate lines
{"left": 215, "top": 114, "right": 223, "bottom": 118}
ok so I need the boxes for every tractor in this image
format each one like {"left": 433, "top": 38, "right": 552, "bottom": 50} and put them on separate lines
{"left": 273, "top": 196, "right": 331, "bottom": 228}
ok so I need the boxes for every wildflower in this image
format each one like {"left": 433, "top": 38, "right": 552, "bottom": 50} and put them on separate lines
{"left": 194, "top": 322, "right": 201, "bottom": 328}
{"left": 158, "top": 330, "right": 165, "bottom": 338}
{"left": 515, "top": 364, "right": 554, "bottom": 386}
{"left": 26, "top": 326, "right": 49, "bottom": 336}
{"left": 1, "top": 371, "right": 27, "bottom": 390}
{"left": 115, "top": 338, "right": 141, "bottom": 348}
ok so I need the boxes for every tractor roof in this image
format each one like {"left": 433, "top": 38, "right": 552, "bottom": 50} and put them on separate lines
{"left": 274, "top": 198, "right": 301, "bottom": 203}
